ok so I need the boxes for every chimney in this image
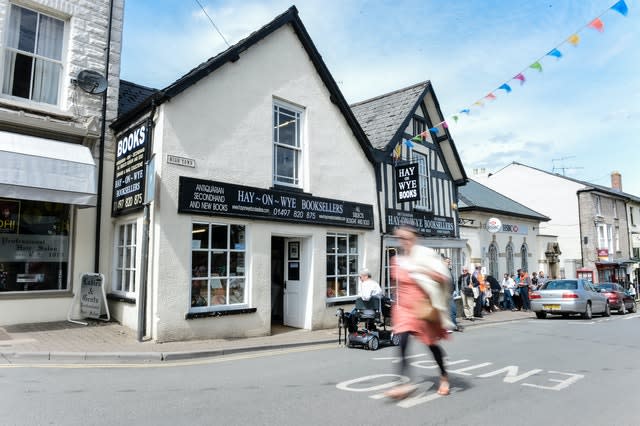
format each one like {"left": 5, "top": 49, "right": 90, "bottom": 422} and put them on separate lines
{"left": 611, "top": 171, "right": 622, "bottom": 191}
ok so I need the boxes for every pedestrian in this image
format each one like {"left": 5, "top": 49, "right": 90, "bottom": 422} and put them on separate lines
{"left": 518, "top": 270, "right": 531, "bottom": 311}
{"left": 538, "top": 271, "right": 547, "bottom": 287}
{"left": 384, "top": 225, "right": 451, "bottom": 399}
{"left": 501, "top": 273, "right": 516, "bottom": 311}
{"left": 485, "top": 274, "right": 501, "bottom": 311}
{"left": 459, "top": 266, "right": 476, "bottom": 321}
{"left": 444, "top": 256, "right": 463, "bottom": 332}
{"left": 473, "top": 265, "right": 485, "bottom": 318}
{"left": 530, "top": 272, "right": 539, "bottom": 291}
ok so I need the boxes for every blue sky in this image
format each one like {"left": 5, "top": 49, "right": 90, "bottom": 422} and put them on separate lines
{"left": 120, "top": 0, "right": 640, "bottom": 195}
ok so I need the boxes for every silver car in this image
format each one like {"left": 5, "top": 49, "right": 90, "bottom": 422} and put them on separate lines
{"left": 530, "top": 279, "right": 610, "bottom": 319}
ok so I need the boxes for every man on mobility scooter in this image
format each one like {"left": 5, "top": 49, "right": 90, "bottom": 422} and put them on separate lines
{"left": 345, "top": 268, "right": 399, "bottom": 350}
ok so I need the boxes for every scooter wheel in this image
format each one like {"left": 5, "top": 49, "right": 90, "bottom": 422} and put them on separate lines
{"left": 368, "top": 336, "right": 379, "bottom": 351}
{"left": 391, "top": 333, "right": 400, "bottom": 346}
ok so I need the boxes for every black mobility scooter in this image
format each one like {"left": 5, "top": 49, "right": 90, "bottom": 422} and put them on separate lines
{"left": 344, "top": 296, "right": 399, "bottom": 350}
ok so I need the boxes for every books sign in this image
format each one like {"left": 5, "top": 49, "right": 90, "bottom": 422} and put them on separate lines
{"left": 395, "top": 163, "right": 420, "bottom": 203}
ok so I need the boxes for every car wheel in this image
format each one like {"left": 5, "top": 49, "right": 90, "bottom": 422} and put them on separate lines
{"left": 603, "top": 303, "right": 610, "bottom": 317}
{"left": 535, "top": 312, "right": 547, "bottom": 319}
{"left": 582, "top": 303, "right": 592, "bottom": 319}
{"left": 619, "top": 302, "right": 627, "bottom": 315}
{"left": 368, "top": 336, "right": 379, "bottom": 351}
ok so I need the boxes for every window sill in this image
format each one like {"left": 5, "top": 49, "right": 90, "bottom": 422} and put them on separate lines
{"left": 0, "top": 290, "right": 72, "bottom": 300}
{"left": 185, "top": 307, "right": 257, "bottom": 319}
{"left": 271, "top": 184, "right": 305, "bottom": 194}
{"left": 107, "top": 293, "right": 136, "bottom": 304}
{"left": 0, "top": 97, "right": 73, "bottom": 120}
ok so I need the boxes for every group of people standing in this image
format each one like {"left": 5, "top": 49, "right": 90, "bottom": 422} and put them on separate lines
{"left": 458, "top": 267, "right": 548, "bottom": 319}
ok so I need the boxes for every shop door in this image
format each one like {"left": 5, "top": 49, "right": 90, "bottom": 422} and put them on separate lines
{"left": 284, "top": 239, "right": 303, "bottom": 328}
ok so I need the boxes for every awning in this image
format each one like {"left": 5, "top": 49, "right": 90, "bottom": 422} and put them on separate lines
{"left": 0, "top": 131, "right": 97, "bottom": 206}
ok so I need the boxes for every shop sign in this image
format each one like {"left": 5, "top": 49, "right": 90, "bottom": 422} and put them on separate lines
{"left": 395, "top": 163, "right": 420, "bottom": 203}
{"left": 178, "top": 177, "right": 374, "bottom": 229}
{"left": 0, "top": 234, "right": 68, "bottom": 262}
{"left": 111, "top": 120, "right": 149, "bottom": 216}
{"left": 386, "top": 209, "right": 455, "bottom": 237}
{"left": 597, "top": 248, "right": 609, "bottom": 258}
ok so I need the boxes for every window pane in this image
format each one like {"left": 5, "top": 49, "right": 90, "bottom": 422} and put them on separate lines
{"left": 191, "top": 252, "right": 208, "bottom": 277}
{"left": 117, "top": 248, "right": 124, "bottom": 268}
{"left": 192, "top": 223, "right": 209, "bottom": 249}
{"left": 337, "top": 255, "right": 347, "bottom": 275}
{"left": 15, "top": 6, "right": 37, "bottom": 53}
{"left": 212, "top": 278, "right": 227, "bottom": 305}
{"left": 326, "top": 255, "right": 335, "bottom": 276}
{"left": 230, "top": 225, "right": 245, "bottom": 249}
{"left": 326, "top": 278, "right": 336, "bottom": 298}
{"left": 36, "top": 15, "right": 64, "bottom": 60}
{"left": 348, "top": 235, "right": 358, "bottom": 253}
{"left": 211, "top": 224, "right": 227, "bottom": 249}
{"left": 348, "top": 256, "right": 358, "bottom": 275}
{"left": 337, "top": 236, "right": 347, "bottom": 253}
{"left": 229, "top": 278, "right": 245, "bottom": 304}
{"left": 348, "top": 276, "right": 358, "bottom": 296}
{"left": 212, "top": 252, "right": 227, "bottom": 276}
{"left": 230, "top": 252, "right": 244, "bottom": 276}
{"left": 337, "top": 277, "right": 347, "bottom": 296}
{"left": 9, "top": 52, "right": 32, "bottom": 98}
{"left": 275, "top": 146, "right": 295, "bottom": 183}
{"left": 278, "top": 111, "right": 297, "bottom": 147}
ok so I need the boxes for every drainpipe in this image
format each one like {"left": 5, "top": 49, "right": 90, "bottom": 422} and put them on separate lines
{"left": 94, "top": 0, "right": 114, "bottom": 273}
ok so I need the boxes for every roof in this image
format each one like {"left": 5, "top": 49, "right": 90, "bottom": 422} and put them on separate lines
{"left": 117, "top": 80, "right": 157, "bottom": 117}
{"left": 111, "top": 6, "right": 374, "bottom": 163}
{"left": 350, "top": 81, "right": 468, "bottom": 185}
{"left": 494, "top": 162, "right": 640, "bottom": 203}
{"left": 458, "top": 179, "right": 550, "bottom": 221}
{"left": 351, "top": 81, "right": 428, "bottom": 150}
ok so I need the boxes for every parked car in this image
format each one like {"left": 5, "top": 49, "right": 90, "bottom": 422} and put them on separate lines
{"left": 530, "top": 279, "right": 610, "bottom": 319}
{"left": 595, "top": 282, "right": 637, "bottom": 314}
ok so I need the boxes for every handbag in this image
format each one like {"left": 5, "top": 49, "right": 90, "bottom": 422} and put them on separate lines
{"left": 414, "top": 296, "right": 440, "bottom": 323}
{"left": 462, "top": 286, "right": 475, "bottom": 297}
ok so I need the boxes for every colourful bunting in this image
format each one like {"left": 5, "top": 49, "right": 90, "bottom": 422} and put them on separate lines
{"left": 611, "top": 0, "right": 628, "bottom": 16}
{"left": 547, "top": 48, "right": 562, "bottom": 59}
{"left": 391, "top": 0, "right": 630, "bottom": 158}
{"left": 567, "top": 34, "right": 580, "bottom": 46}
{"left": 589, "top": 18, "right": 604, "bottom": 32}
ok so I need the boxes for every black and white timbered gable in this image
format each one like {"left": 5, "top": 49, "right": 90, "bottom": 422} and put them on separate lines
{"left": 351, "top": 81, "right": 468, "bottom": 239}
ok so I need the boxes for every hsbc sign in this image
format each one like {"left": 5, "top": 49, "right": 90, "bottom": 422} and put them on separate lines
{"left": 500, "top": 223, "right": 528, "bottom": 234}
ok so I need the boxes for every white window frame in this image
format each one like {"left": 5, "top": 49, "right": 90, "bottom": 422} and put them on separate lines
{"left": 410, "top": 149, "right": 431, "bottom": 211}
{"left": 613, "top": 200, "right": 618, "bottom": 219}
{"left": 273, "top": 100, "right": 303, "bottom": 188}
{"left": 594, "top": 195, "right": 602, "bottom": 216}
{"left": 1, "top": 4, "right": 66, "bottom": 106}
{"left": 326, "top": 232, "right": 359, "bottom": 300}
{"left": 112, "top": 221, "right": 139, "bottom": 298}
{"left": 190, "top": 222, "right": 247, "bottom": 311}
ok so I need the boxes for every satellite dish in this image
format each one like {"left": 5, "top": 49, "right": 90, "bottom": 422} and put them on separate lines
{"left": 76, "top": 70, "right": 108, "bottom": 94}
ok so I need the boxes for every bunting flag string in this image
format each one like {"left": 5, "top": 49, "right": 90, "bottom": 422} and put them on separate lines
{"left": 393, "top": 0, "right": 629, "bottom": 154}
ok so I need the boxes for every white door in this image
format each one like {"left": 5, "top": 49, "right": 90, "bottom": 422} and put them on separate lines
{"left": 284, "top": 239, "right": 303, "bottom": 327}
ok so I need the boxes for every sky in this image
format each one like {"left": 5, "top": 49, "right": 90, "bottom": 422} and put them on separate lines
{"left": 120, "top": 0, "right": 640, "bottom": 196}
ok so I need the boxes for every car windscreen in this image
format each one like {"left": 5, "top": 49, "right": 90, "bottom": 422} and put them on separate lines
{"left": 596, "top": 284, "right": 615, "bottom": 291}
{"left": 542, "top": 280, "right": 578, "bottom": 290}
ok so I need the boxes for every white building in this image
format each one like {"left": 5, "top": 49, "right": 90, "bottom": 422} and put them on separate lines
{"left": 457, "top": 179, "right": 552, "bottom": 279}
{"left": 0, "top": 0, "right": 123, "bottom": 325}
{"left": 476, "top": 163, "right": 637, "bottom": 281}
{"left": 108, "top": 7, "right": 380, "bottom": 342}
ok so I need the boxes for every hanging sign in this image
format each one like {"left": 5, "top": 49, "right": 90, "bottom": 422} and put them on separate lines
{"left": 111, "top": 120, "right": 149, "bottom": 216}
{"left": 486, "top": 217, "right": 502, "bottom": 233}
{"left": 395, "top": 162, "right": 420, "bottom": 203}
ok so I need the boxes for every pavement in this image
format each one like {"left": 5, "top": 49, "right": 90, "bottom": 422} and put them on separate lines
{"left": 0, "top": 308, "right": 533, "bottom": 364}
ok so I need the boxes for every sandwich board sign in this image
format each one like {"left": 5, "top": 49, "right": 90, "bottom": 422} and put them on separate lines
{"left": 67, "top": 273, "right": 110, "bottom": 325}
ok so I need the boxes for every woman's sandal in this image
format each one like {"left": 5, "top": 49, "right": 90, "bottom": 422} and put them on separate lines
{"left": 384, "top": 384, "right": 418, "bottom": 400}
{"left": 437, "top": 381, "right": 450, "bottom": 396}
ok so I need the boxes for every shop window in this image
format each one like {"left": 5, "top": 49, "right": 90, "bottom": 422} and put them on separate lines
{"left": 2, "top": 4, "right": 65, "bottom": 105}
{"left": 113, "top": 222, "right": 138, "bottom": 297}
{"left": 383, "top": 247, "right": 398, "bottom": 300}
{"left": 273, "top": 101, "right": 303, "bottom": 187}
{"left": 0, "top": 198, "right": 70, "bottom": 292}
{"left": 191, "top": 223, "right": 246, "bottom": 309}
{"left": 326, "top": 233, "right": 359, "bottom": 299}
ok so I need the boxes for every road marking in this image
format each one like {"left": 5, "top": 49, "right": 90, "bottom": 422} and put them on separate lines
{"left": 0, "top": 343, "right": 335, "bottom": 369}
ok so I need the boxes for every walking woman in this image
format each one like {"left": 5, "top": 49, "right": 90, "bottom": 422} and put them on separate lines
{"left": 385, "top": 225, "right": 451, "bottom": 399}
